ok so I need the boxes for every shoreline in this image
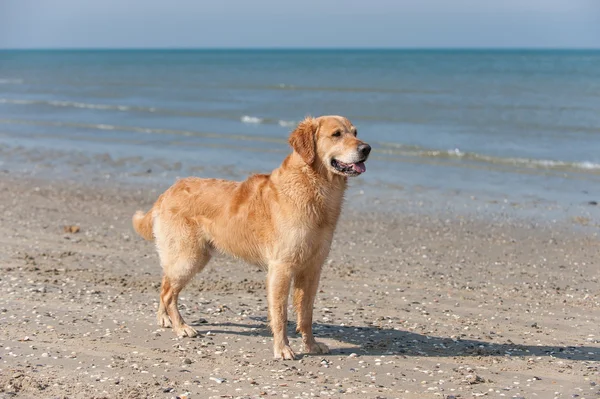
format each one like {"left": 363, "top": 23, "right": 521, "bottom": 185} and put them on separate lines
{"left": 1, "top": 138, "right": 599, "bottom": 233}
{"left": 0, "top": 173, "right": 599, "bottom": 398}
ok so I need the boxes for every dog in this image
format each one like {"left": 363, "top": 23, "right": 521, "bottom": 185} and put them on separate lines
{"left": 132, "top": 115, "right": 371, "bottom": 359}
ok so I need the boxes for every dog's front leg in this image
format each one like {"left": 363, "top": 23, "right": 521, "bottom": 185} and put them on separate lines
{"left": 293, "top": 263, "right": 330, "bottom": 355}
{"left": 267, "top": 265, "right": 295, "bottom": 360}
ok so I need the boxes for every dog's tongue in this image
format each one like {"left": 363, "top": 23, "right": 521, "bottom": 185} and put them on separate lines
{"left": 352, "top": 162, "right": 366, "bottom": 173}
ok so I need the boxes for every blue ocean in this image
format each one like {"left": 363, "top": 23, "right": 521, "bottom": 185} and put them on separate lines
{"left": 1, "top": 50, "right": 599, "bottom": 209}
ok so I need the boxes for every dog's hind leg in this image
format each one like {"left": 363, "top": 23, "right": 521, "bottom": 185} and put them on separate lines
{"left": 159, "top": 245, "right": 211, "bottom": 338}
{"left": 157, "top": 275, "right": 173, "bottom": 328}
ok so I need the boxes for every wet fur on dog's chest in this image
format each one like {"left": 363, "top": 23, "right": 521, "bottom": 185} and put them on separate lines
{"left": 268, "top": 171, "right": 346, "bottom": 266}
{"left": 205, "top": 172, "right": 346, "bottom": 269}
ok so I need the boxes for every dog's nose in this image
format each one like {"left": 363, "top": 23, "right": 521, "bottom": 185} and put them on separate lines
{"left": 358, "top": 143, "right": 371, "bottom": 158}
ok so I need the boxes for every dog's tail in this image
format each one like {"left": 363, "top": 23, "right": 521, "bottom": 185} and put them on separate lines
{"left": 132, "top": 209, "right": 154, "bottom": 241}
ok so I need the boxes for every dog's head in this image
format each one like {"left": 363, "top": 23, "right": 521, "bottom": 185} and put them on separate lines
{"left": 289, "top": 115, "right": 371, "bottom": 177}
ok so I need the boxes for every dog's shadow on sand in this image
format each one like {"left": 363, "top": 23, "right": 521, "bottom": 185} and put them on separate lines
{"left": 197, "top": 317, "right": 599, "bottom": 361}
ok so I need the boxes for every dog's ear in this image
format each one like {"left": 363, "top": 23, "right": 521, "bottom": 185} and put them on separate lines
{"left": 289, "top": 117, "right": 317, "bottom": 165}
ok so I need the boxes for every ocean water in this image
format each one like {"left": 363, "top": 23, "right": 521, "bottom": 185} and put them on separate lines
{"left": 1, "top": 49, "right": 599, "bottom": 211}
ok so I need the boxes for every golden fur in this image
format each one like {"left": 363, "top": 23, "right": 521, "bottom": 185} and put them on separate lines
{"left": 132, "top": 115, "right": 370, "bottom": 359}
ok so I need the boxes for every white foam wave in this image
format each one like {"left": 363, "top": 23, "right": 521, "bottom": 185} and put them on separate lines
{"left": 452, "top": 151, "right": 600, "bottom": 171}
{"left": 448, "top": 148, "right": 464, "bottom": 157}
{"left": 526, "top": 159, "right": 600, "bottom": 170}
{"left": 96, "top": 124, "right": 115, "bottom": 130}
{"left": 278, "top": 120, "right": 296, "bottom": 128}
{"left": 444, "top": 150, "right": 600, "bottom": 171}
{"left": 376, "top": 142, "right": 600, "bottom": 172}
{"left": 0, "top": 99, "right": 31, "bottom": 105}
{"left": 576, "top": 161, "right": 600, "bottom": 170}
{"left": 241, "top": 115, "right": 263, "bottom": 124}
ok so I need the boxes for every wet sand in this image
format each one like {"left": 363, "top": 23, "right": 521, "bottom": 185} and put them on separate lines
{"left": 1, "top": 174, "right": 599, "bottom": 399}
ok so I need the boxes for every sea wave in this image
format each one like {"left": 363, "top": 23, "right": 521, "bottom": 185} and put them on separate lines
{"left": 376, "top": 142, "right": 600, "bottom": 172}
{"left": 6, "top": 98, "right": 595, "bottom": 136}
{"left": 1, "top": 117, "right": 598, "bottom": 174}
{"left": 278, "top": 120, "right": 296, "bottom": 128}
{"left": 241, "top": 115, "right": 263, "bottom": 124}
{"left": 0, "top": 98, "right": 296, "bottom": 128}
{"left": 6, "top": 98, "right": 597, "bottom": 135}
{"left": 241, "top": 115, "right": 298, "bottom": 128}
{"left": 0, "top": 118, "right": 288, "bottom": 145}
{"left": 0, "top": 98, "right": 242, "bottom": 123}
{"left": 0, "top": 98, "right": 154, "bottom": 113}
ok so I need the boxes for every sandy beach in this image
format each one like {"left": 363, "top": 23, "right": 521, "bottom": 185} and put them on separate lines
{"left": 0, "top": 172, "right": 598, "bottom": 399}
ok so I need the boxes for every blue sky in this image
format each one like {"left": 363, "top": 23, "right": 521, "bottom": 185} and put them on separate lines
{"left": 1, "top": 0, "right": 599, "bottom": 49}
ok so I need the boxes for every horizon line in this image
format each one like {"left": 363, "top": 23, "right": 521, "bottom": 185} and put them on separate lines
{"left": 1, "top": 46, "right": 599, "bottom": 52}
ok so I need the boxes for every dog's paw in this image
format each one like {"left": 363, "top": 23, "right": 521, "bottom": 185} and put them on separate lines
{"left": 175, "top": 324, "right": 199, "bottom": 338}
{"left": 274, "top": 344, "right": 296, "bottom": 360}
{"left": 157, "top": 313, "right": 172, "bottom": 328}
{"left": 304, "top": 341, "right": 330, "bottom": 354}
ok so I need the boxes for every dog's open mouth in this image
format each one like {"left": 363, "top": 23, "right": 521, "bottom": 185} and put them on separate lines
{"left": 331, "top": 159, "right": 367, "bottom": 176}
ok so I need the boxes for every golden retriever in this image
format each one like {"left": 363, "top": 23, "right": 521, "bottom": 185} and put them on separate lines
{"left": 132, "top": 115, "right": 371, "bottom": 359}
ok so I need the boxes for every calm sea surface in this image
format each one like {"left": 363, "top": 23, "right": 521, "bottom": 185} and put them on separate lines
{"left": 1, "top": 50, "right": 599, "bottom": 208}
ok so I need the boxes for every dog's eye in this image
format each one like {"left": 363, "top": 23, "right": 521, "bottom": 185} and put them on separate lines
{"left": 353, "top": 130, "right": 358, "bottom": 137}
{"left": 332, "top": 131, "right": 341, "bottom": 137}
